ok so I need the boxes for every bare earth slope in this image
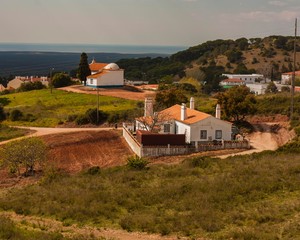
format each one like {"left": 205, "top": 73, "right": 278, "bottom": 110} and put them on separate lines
{"left": 42, "top": 130, "right": 132, "bottom": 172}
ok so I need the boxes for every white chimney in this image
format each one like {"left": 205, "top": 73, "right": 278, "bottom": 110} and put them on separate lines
{"left": 144, "top": 97, "right": 153, "bottom": 117}
{"left": 181, "top": 103, "right": 187, "bottom": 121}
{"left": 190, "top": 97, "right": 195, "bottom": 110}
{"left": 216, "top": 104, "right": 221, "bottom": 119}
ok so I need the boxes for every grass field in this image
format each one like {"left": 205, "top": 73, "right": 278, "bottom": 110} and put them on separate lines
{"left": 0, "top": 125, "right": 30, "bottom": 142}
{"left": 0, "top": 89, "right": 139, "bottom": 127}
{"left": 1, "top": 149, "right": 300, "bottom": 239}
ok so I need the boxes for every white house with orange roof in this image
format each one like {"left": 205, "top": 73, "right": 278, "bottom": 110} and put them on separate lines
{"left": 281, "top": 70, "right": 300, "bottom": 85}
{"left": 136, "top": 98, "right": 232, "bottom": 143}
{"left": 86, "top": 60, "right": 124, "bottom": 88}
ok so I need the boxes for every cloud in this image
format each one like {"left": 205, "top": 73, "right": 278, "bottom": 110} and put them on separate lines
{"left": 268, "top": 1, "right": 287, "bottom": 7}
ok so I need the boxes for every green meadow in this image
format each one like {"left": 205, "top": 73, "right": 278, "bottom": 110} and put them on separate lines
{"left": 1, "top": 148, "right": 300, "bottom": 239}
{"left": 0, "top": 89, "right": 139, "bottom": 127}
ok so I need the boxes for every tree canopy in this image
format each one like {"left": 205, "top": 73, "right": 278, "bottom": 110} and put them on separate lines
{"left": 0, "top": 137, "right": 47, "bottom": 176}
{"left": 77, "top": 52, "right": 91, "bottom": 85}
{"left": 52, "top": 73, "right": 73, "bottom": 88}
{"left": 155, "top": 88, "right": 188, "bottom": 109}
{"left": 217, "top": 86, "right": 257, "bottom": 122}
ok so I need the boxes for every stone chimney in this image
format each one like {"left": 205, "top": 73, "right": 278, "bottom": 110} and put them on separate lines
{"left": 216, "top": 104, "right": 221, "bottom": 119}
{"left": 190, "top": 97, "right": 195, "bottom": 110}
{"left": 144, "top": 97, "right": 153, "bottom": 117}
{"left": 181, "top": 103, "right": 187, "bottom": 121}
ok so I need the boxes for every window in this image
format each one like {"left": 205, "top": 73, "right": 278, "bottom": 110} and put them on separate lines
{"left": 90, "top": 79, "right": 94, "bottom": 84}
{"left": 215, "top": 130, "right": 222, "bottom": 139}
{"left": 164, "top": 124, "right": 170, "bottom": 133}
{"left": 200, "top": 130, "right": 207, "bottom": 139}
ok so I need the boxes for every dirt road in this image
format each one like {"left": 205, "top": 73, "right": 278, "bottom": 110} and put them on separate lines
{"left": 59, "top": 85, "right": 155, "bottom": 101}
{"left": 218, "top": 122, "right": 295, "bottom": 159}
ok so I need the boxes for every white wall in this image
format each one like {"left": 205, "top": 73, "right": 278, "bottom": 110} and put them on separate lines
{"left": 87, "top": 70, "right": 124, "bottom": 87}
{"left": 188, "top": 116, "right": 232, "bottom": 142}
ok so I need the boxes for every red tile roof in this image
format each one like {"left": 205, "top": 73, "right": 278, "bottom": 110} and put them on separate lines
{"left": 89, "top": 62, "right": 108, "bottom": 72}
{"left": 282, "top": 71, "right": 300, "bottom": 76}
{"left": 87, "top": 70, "right": 109, "bottom": 78}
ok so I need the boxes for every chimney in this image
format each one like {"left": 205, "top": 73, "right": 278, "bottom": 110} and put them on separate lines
{"left": 181, "top": 103, "right": 187, "bottom": 121}
{"left": 216, "top": 104, "right": 221, "bottom": 119}
{"left": 190, "top": 97, "right": 195, "bottom": 110}
{"left": 144, "top": 97, "right": 153, "bottom": 117}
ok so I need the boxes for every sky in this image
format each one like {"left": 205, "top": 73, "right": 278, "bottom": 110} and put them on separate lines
{"left": 0, "top": 0, "right": 299, "bottom": 47}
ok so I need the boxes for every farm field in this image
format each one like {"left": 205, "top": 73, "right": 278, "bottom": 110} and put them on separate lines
{"left": 0, "top": 89, "right": 139, "bottom": 127}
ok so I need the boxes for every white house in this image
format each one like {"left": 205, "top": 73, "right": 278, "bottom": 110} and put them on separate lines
{"left": 222, "top": 73, "right": 266, "bottom": 84}
{"left": 246, "top": 83, "right": 267, "bottom": 95}
{"left": 281, "top": 70, "right": 300, "bottom": 85}
{"left": 220, "top": 78, "right": 245, "bottom": 88}
{"left": 86, "top": 60, "right": 124, "bottom": 88}
{"left": 7, "top": 76, "right": 49, "bottom": 90}
{"left": 136, "top": 98, "right": 232, "bottom": 144}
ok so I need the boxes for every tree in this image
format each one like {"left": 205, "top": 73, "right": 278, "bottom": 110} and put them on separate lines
{"left": 0, "top": 137, "right": 47, "bottom": 176}
{"left": 77, "top": 52, "right": 91, "bottom": 85}
{"left": 217, "top": 86, "right": 257, "bottom": 122}
{"left": 52, "top": 73, "right": 73, "bottom": 88}
{"left": 265, "top": 81, "right": 278, "bottom": 94}
{"left": 155, "top": 88, "right": 188, "bottom": 109}
{"left": 0, "top": 105, "right": 6, "bottom": 122}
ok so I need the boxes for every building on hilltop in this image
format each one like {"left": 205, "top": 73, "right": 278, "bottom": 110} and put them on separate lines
{"left": 220, "top": 78, "right": 245, "bottom": 88}
{"left": 222, "top": 73, "right": 267, "bottom": 84}
{"left": 281, "top": 70, "right": 300, "bottom": 85}
{"left": 7, "top": 76, "right": 49, "bottom": 90}
{"left": 86, "top": 60, "right": 124, "bottom": 88}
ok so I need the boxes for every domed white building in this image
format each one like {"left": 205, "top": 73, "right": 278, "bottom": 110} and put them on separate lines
{"left": 86, "top": 60, "right": 124, "bottom": 88}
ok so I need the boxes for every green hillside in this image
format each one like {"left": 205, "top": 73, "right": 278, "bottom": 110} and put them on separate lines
{"left": 0, "top": 89, "right": 138, "bottom": 127}
{"left": 118, "top": 36, "right": 300, "bottom": 91}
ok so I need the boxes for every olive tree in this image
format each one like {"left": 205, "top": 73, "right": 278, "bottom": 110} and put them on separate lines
{"left": 217, "top": 85, "right": 257, "bottom": 122}
{"left": 0, "top": 137, "right": 47, "bottom": 176}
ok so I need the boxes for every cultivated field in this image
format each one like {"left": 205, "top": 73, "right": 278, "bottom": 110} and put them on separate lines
{"left": 43, "top": 130, "right": 132, "bottom": 172}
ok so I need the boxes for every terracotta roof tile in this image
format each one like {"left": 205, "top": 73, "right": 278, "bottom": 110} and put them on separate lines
{"left": 221, "top": 78, "right": 245, "bottom": 83}
{"left": 89, "top": 62, "right": 108, "bottom": 71}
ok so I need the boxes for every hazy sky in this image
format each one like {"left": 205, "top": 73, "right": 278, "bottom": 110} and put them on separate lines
{"left": 0, "top": 0, "right": 299, "bottom": 46}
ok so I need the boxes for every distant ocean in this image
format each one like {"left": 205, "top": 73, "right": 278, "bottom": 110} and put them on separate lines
{"left": 0, "top": 43, "right": 187, "bottom": 54}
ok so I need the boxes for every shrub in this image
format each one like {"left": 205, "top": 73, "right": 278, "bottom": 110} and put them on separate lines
{"left": 86, "top": 166, "right": 101, "bottom": 175}
{"left": 127, "top": 156, "right": 149, "bottom": 170}
{"left": 10, "top": 109, "right": 23, "bottom": 121}
{"left": 0, "top": 105, "right": 6, "bottom": 122}
{"left": 75, "top": 114, "right": 89, "bottom": 125}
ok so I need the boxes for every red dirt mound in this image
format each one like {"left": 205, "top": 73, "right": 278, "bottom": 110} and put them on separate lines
{"left": 42, "top": 130, "right": 132, "bottom": 173}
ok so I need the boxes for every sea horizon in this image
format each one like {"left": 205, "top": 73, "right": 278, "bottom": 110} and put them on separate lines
{"left": 0, "top": 42, "right": 187, "bottom": 55}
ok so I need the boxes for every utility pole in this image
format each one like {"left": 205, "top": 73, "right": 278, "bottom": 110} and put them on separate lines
{"left": 50, "top": 68, "right": 54, "bottom": 94}
{"left": 97, "top": 87, "right": 99, "bottom": 125}
{"left": 291, "top": 18, "right": 297, "bottom": 119}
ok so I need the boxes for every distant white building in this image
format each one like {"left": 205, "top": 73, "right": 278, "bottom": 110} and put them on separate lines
{"left": 7, "top": 76, "right": 49, "bottom": 90}
{"left": 281, "top": 71, "right": 300, "bottom": 85}
{"left": 246, "top": 83, "right": 267, "bottom": 95}
{"left": 86, "top": 60, "right": 124, "bottom": 88}
{"left": 222, "top": 74, "right": 266, "bottom": 84}
{"left": 220, "top": 78, "right": 245, "bottom": 89}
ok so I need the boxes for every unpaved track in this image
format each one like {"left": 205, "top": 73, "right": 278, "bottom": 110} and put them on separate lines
{"left": 218, "top": 122, "right": 295, "bottom": 159}
{"left": 0, "top": 211, "right": 197, "bottom": 240}
{"left": 60, "top": 85, "right": 155, "bottom": 101}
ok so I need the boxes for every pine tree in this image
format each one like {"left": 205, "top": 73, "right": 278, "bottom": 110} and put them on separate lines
{"left": 77, "top": 52, "right": 91, "bottom": 85}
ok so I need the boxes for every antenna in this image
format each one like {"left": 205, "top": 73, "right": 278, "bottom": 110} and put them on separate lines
{"left": 291, "top": 18, "right": 297, "bottom": 119}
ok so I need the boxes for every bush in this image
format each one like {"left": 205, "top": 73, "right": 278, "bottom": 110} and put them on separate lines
{"left": 0, "top": 105, "right": 6, "bottom": 122}
{"left": 127, "top": 156, "right": 149, "bottom": 170}
{"left": 51, "top": 73, "right": 73, "bottom": 88}
{"left": 75, "top": 114, "right": 89, "bottom": 125}
{"left": 10, "top": 109, "right": 23, "bottom": 121}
